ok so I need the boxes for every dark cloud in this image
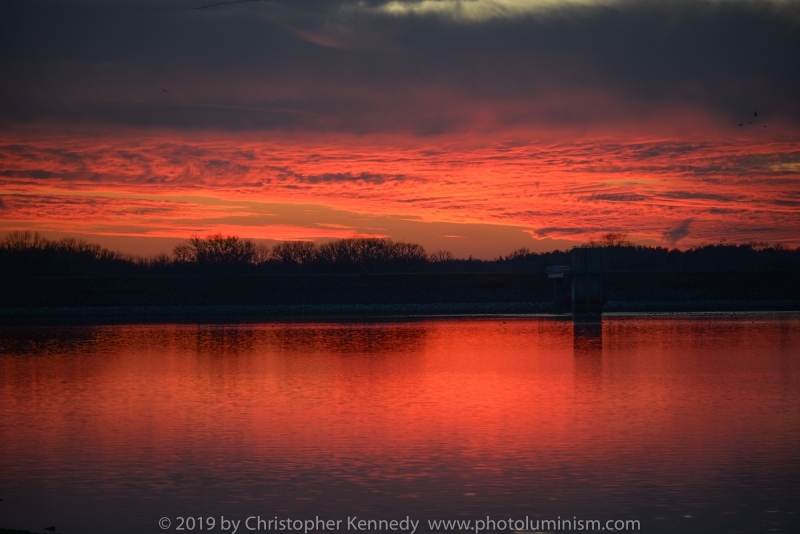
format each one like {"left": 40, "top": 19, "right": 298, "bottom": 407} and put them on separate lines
{"left": 397, "top": 197, "right": 444, "bottom": 203}
{"left": 1, "top": 0, "right": 799, "bottom": 133}
{"left": 586, "top": 193, "right": 648, "bottom": 202}
{"left": 269, "top": 166, "right": 410, "bottom": 184}
{"left": 0, "top": 170, "right": 57, "bottom": 179}
{"left": 300, "top": 172, "right": 408, "bottom": 184}
{"left": 661, "top": 191, "right": 739, "bottom": 202}
{"left": 534, "top": 227, "right": 604, "bottom": 236}
{"left": 663, "top": 218, "right": 693, "bottom": 245}
{"left": 0, "top": 197, "right": 6, "bottom": 210}
{"left": 204, "top": 159, "right": 251, "bottom": 175}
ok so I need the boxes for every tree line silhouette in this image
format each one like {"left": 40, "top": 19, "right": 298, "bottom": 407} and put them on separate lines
{"left": 1, "top": 231, "right": 798, "bottom": 277}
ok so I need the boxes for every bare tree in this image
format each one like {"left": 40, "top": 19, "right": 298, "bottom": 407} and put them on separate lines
{"left": 504, "top": 247, "right": 531, "bottom": 260}
{"left": 588, "top": 233, "right": 634, "bottom": 247}
{"left": 172, "top": 234, "right": 258, "bottom": 265}
{"left": 270, "top": 241, "right": 317, "bottom": 268}
{"left": 429, "top": 250, "right": 455, "bottom": 262}
{"left": 2, "top": 231, "right": 48, "bottom": 251}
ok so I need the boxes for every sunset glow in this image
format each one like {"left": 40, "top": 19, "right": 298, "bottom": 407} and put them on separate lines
{"left": 2, "top": 0, "right": 799, "bottom": 257}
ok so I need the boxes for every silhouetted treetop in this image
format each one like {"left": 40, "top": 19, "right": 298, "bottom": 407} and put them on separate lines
{"left": 1, "top": 231, "right": 799, "bottom": 277}
{"left": 173, "top": 234, "right": 266, "bottom": 267}
{"left": 0, "top": 231, "right": 134, "bottom": 276}
{"left": 271, "top": 241, "right": 316, "bottom": 268}
{"left": 587, "top": 233, "right": 635, "bottom": 248}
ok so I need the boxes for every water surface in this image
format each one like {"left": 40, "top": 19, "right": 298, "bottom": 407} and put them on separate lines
{"left": 1, "top": 318, "right": 799, "bottom": 533}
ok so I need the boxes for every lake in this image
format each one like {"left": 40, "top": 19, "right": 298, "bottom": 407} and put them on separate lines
{"left": 1, "top": 317, "right": 798, "bottom": 533}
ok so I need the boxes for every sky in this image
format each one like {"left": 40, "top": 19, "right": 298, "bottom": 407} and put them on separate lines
{"left": 1, "top": 0, "right": 799, "bottom": 258}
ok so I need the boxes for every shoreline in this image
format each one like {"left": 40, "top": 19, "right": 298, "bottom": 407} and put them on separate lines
{"left": 3, "top": 271, "right": 798, "bottom": 324}
{"left": 2, "top": 301, "right": 799, "bottom": 325}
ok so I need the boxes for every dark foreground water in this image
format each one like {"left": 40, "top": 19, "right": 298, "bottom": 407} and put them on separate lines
{"left": 1, "top": 317, "right": 798, "bottom": 534}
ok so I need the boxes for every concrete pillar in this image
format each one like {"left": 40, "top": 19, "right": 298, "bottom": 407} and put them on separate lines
{"left": 572, "top": 247, "right": 603, "bottom": 316}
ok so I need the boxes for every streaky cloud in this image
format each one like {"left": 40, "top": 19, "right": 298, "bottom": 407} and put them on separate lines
{"left": 367, "top": 0, "right": 797, "bottom": 21}
{"left": 586, "top": 193, "right": 648, "bottom": 202}
{"left": 663, "top": 218, "right": 693, "bottom": 245}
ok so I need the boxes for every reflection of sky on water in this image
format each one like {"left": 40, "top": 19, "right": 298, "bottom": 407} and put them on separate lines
{"left": 573, "top": 321, "right": 603, "bottom": 392}
{"left": 1, "top": 318, "right": 799, "bottom": 533}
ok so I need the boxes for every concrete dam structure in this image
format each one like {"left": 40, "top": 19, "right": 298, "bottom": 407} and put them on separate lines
{"left": 572, "top": 247, "right": 603, "bottom": 317}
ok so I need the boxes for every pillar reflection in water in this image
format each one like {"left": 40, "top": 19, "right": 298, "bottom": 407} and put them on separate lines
{"left": 573, "top": 320, "right": 603, "bottom": 391}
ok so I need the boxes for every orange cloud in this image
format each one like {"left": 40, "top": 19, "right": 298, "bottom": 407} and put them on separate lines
{"left": 1, "top": 129, "right": 799, "bottom": 254}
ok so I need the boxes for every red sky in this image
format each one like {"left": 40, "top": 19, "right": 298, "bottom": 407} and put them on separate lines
{"left": 1, "top": 0, "right": 799, "bottom": 258}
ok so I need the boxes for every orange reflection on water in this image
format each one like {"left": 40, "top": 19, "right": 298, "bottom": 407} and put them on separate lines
{"left": 1, "top": 318, "right": 799, "bottom": 533}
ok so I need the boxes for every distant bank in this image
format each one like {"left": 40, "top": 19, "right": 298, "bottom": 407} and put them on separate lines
{"left": 2, "top": 271, "right": 799, "bottom": 323}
